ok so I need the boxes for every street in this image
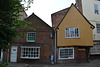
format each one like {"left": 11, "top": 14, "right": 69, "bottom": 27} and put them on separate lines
{"left": 9, "top": 59, "right": 100, "bottom": 67}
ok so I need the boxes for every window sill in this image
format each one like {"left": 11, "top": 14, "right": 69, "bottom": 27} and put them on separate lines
{"left": 59, "top": 58, "right": 74, "bottom": 60}
{"left": 65, "top": 37, "right": 80, "bottom": 38}
{"left": 21, "top": 57, "right": 40, "bottom": 59}
{"left": 27, "top": 41, "right": 35, "bottom": 42}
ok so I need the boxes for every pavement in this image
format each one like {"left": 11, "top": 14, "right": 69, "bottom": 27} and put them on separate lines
{"left": 9, "top": 60, "right": 100, "bottom": 67}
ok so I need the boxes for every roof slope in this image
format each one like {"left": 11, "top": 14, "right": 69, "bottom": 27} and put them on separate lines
{"left": 25, "top": 13, "right": 53, "bottom": 31}
{"left": 51, "top": 3, "right": 95, "bottom": 31}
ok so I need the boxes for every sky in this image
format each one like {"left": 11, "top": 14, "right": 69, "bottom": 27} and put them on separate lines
{"left": 26, "top": 0, "right": 75, "bottom": 26}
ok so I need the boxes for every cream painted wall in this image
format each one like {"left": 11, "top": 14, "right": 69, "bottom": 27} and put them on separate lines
{"left": 82, "top": 0, "right": 100, "bottom": 40}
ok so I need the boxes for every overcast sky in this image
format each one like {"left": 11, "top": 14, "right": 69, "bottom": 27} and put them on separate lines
{"left": 26, "top": 0, "right": 75, "bottom": 26}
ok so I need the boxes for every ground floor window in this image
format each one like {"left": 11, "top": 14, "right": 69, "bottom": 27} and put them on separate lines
{"left": 21, "top": 46, "right": 40, "bottom": 59}
{"left": 90, "top": 44, "right": 100, "bottom": 54}
{"left": 59, "top": 48, "right": 74, "bottom": 59}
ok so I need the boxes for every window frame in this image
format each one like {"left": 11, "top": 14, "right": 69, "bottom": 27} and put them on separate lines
{"left": 96, "top": 23, "right": 100, "bottom": 34}
{"left": 27, "top": 32, "right": 36, "bottom": 42}
{"left": 94, "top": 4, "right": 99, "bottom": 15}
{"left": 21, "top": 46, "right": 40, "bottom": 59}
{"left": 97, "top": 0, "right": 100, "bottom": 1}
{"left": 59, "top": 48, "right": 74, "bottom": 59}
{"left": 65, "top": 27, "right": 80, "bottom": 38}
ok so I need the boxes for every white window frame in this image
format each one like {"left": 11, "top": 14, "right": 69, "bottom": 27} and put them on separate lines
{"left": 65, "top": 28, "right": 80, "bottom": 38}
{"left": 21, "top": 46, "right": 40, "bottom": 59}
{"left": 90, "top": 44, "right": 100, "bottom": 55}
{"left": 59, "top": 48, "right": 74, "bottom": 59}
{"left": 94, "top": 4, "right": 99, "bottom": 15}
{"left": 27, "top": 32, "right": 36, "bottom": 42}
{"left": 96, "top": 23, "right": 100, "bottom": 34}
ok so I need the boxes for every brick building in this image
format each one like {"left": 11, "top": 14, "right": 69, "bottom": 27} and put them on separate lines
{"left": 3, "top": 13, "right": 54, "bottom": 63}
{"left": 1, "top": 3, "right": 95, "bottom": 64}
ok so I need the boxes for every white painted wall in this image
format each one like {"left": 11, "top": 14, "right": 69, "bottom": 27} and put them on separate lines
{"left": 82, "top": 0, "right": 100, "bottom": 40}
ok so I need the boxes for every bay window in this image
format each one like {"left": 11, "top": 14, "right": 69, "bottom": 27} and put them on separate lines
{"left": 21, "top": 46, "right": 40, "bottom": 59}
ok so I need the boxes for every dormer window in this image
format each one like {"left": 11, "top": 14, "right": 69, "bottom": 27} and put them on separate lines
{"left": 65, "top": 28, "right": 79, "bottom": 38}
{"left": 27, "top": 32, "right": 35, "bottom": 42}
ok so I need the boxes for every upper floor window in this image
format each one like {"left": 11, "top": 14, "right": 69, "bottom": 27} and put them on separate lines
{"left": 96, "top": 24, "right": 100, "bottom": 34}
{"left": 65, "top": 28, "right": 79, "bottom": 38}
{"left": 27, "top": 32, "right": 35, "bottom": 42}
{"left": 94, "top": 4, "right": 99, "bottom": 15}
{"left": 59, "top": 48, "right": 74, "bottom": 59}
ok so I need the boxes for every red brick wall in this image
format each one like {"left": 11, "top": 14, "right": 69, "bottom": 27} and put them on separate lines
{"left": 76, "top": 0, "right": 83, "bottom": 13}
{"left": 3, "top": 51, "right": 8, "bottom": 62}
{"left": 76, "top": 48, "right": 87, "bottom": 63}
{"left": 4, "top": 13, "right": 54, "bottom": 63}
{"left": 56, "top": 47, "right": 87, "bottom": 63}
{"left": 16, "top": 43, "right": 52, "bottom": 63}
{"left": 19, "top": 11, "right": 27, "bottom": 20}
{"left": 51, "top": 8, "right": 69, "bottom": 30}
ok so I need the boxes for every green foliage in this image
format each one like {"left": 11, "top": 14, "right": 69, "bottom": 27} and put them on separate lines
{"left": 0, "top": 62, "right": 13, "bottom": 67}
{"left": 0, "top": 0, "right": 34, "bottom": 50}
{"left": 21, "top": 0, "right": 34, "bottom": 10}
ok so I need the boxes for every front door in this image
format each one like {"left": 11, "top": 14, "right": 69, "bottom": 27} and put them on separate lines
{"left": 10, "top": 46, "right": 17, "bottom": 62}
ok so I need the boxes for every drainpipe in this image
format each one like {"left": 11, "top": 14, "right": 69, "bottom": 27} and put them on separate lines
{"left": 7, "top": 43, "right": 10, "bottom": 62}
{"left": 54, "top": 31, "right": 57, "bottom": 63}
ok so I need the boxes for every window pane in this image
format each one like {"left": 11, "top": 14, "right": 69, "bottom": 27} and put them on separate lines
{"left": 21, "top": 47, "right": 40, "bottom": 59}
{"left": 66, "top": 28, "right": 70, "bottom": 37}
{"left": 59, "top": 48, "right": 74, "bottom": 59}
{"left": 94, "top": 4, "right": 98, "bottom": 10}
{"left": 97, "top": 24, "right": 100, "bottom": 34}
{"left": 65, "top": 28, "right": 79, "bottom": 38}
{"left": 94, "top": 4, "right": 99, "bottom": 15}
{"left": 70, "top": 28, "right": 75, "bottom": 37}
{"left": 27, "top": 32, "right": 35, "bottom": 41}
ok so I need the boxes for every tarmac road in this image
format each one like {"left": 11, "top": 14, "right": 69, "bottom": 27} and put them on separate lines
{"left": 9, "top": 60, "right": 100, "bottom": 67}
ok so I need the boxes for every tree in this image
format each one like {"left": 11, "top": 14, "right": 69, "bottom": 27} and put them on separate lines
{"left": 0, "top": 0, "right": 34, "bottom": 67}
{"left": 0, "top": 0, "right": 33, "bottom": 50}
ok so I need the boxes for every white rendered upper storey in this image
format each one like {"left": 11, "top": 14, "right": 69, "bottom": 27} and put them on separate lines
{"left": 82, "top": 0, "right": 100, "bottom": 21}
{"left": 79, "top": 0, "right": 100, "bottom": 40}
